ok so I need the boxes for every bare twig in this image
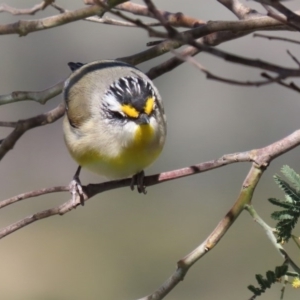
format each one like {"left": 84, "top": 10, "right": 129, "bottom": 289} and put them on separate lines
{"left": 51, "top": 3, "right": 161, "bottom": 27}
{"left": 218, "top": 0, "right": 262, "bottom": 20}
{"left": 0, "top": 150, "right": 252, "bottom": 238}
{"left": 146, "top": 29, "right": 255, "bottom": 80}
{"left": 0, "top": 150, "right": 253, "bottom": 212}
{"left": 187, "top": 39, "right": 300, "bottom": 78}
{"left": 0, "top": 1, "right": 128, "bottom": 36}
{"left": 0, "top": 186, "right": 69, "bottom": 209}
{"left": 2, "top": 127, "right": 300, "bottom": 244}
{"left": 245, "top": 205, "right": 300, "bottom": 274}
{"left": 0, "top": 1, "right": 54, "bottom": 15}
{"left": 116, "top": 2, "right": 205, "bottom": 28}
{"left": 171, "top": 49, "right": 280, "bottom": 87}
{"left": 262, "top": 4, "right": 300, "bottom": 31}
{"left": 143, "top": 0, "right": 178, "bottom": 37}
{"left": 140, "top": 128, "right": 300, "bottom": 300}
{"left": 87, "top": 16, "right": 160, "bottom": 27}
{"left": 286, "top": 50, "right": 300, "bottom": 68}
{"left": 0, "top": 121, "right": 17, "bottom": 128}
{"left": 0, "top": 103, "right": 65, "bottom": 161}
{"left": 254, "top": 33, "right": 300, "bottom": 45}
{"left": 0, "top": 81, "right": 64, "bottom": 106}
{"left": 261, "top": 0, "right": 300, "bottom": 31}
{"left": 261, "top": 72, "right": 300, "bottom": 93}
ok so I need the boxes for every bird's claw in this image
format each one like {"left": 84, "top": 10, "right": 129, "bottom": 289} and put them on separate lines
{"left": 69, "top": 167, "right": 85, "bottom": 207}
{"left": 131, "top": 170, "right": 147, "bottom": 194}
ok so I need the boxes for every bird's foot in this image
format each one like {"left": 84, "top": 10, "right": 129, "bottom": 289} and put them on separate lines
{"left": 69, "top": 166, "right": 85, "bottom": 207}
{"left": 131, "top": 170, "right": 147, "bottom": 194}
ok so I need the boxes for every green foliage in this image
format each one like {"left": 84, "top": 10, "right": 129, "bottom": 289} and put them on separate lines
{"left": 248, "top": 265, "right": 288, "bottom": 299}
{"left": 268, "top": 165, "right": 300, "bottom": 242}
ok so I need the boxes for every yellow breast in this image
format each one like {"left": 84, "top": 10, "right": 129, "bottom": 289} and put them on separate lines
{"left": 72, "top": 124, "right": 161, "bottom": 179}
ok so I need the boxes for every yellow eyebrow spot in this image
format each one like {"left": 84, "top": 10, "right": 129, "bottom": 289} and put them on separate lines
{"left": 121, "top": 105, "right": 139, "bottom": 118}
{"left": 144, "top": 97, "right": 154, "bottom": 115}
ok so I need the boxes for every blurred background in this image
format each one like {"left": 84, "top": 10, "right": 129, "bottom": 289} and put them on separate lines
{"left": 0, "top": 0, "right": 300, "bottom": 299}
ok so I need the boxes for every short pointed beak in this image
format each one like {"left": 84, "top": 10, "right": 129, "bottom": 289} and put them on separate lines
{"left": 136, "top": 113, "right": 150, "bottom": 125}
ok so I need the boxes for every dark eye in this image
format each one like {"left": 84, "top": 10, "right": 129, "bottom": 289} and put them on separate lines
{"left": 110, "top": 110, "right": 126, "bottom": 120}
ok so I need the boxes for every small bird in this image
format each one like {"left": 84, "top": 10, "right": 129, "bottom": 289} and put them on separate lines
{"left": 63, "top": 60, "right": 167, "bottom": 201}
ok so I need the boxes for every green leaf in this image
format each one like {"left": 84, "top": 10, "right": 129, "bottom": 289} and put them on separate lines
{"left": 268, "top": 198, "right": 295, "bottom": 209}
{"left": 271, "top": 211, "right": 294, "bottom": 220}
{"left": 281, "top": 165, "right": 300, "bottom": 191}
{"left": 256, "top": 274, "right": 268, "bottom": 289}
{"left": 266, "top": 270, "right": 276, "bottom": 283}
{"left": 273, "top": 175, "right": 300, "bottom": 203}
{"left": 248, "top": 285, "right": 261, "bottom": 296}
{"left": 275, "top": 265, "right": 288, "bottom": 278}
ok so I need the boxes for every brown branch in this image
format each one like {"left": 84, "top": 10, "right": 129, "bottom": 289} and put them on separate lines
{"left": 286, "top": 50, "right": 300, "bottom": 68}
{"left": 2, "top": 127, "right": 300, "bottom": 240}
{"left": 0, "top": 186, "right": 69, "bottom": 209}
{"left": 142, "top": 0, "right": 178, "bottom": 37}
{"left": 139, "top": 129, "right": 300, "bottom": 300}
{"left": 116, "top": 2, "right": 205, "bottom": 28}
{"left": 261, "top": 72, "right": 300, "bottom": 93}
{"left": 1, "top": 119, "right": 299, "bottom": 300}
{"left": 0, "top": 1, "right": 54, "bottom": 15}
{"left": 0, "top": 150, "right": 254, "bottom": 239}
{"left": 187, "top": 39, "right": 300, "bottom": 78}
{"left": 148, "top": 166, "right": 263, "bottom": 300}
{"left": 0, "top": 81, "right": 64, "bottom": 105}
{"left": 119, "top": 16, "right": 293, "bottom": 72}
{"left": 262, "top": 4, "right": 300, "bottom": 31}
{"left": 107, "top": 8, "right": 167, "bottom": 38}
{"left": 1, "top": 126, "right": 298, "bottom": 298}
{"left": 218, "top": 0, "right": 262, "bottom": 20}
{"left": 0, "top": 121, "right": 18, "bottom": 128}
{"left": 0, "top": 103, "right": 65, "bottom": 161}
{"left": 171, "top": 49, "right": 281, "bottom": 87}
{"left": 245, "top": 205, "right": 300, "bottom": 274}
{"left": 261, "top": 0, "right": 300, "bottom": 31}
{"left": 253, "top": 33, "right": 300, "bottom": 44}
{"left": 146, "top": 29, "right": 254, "bottom": 80}
{"left": 86, "top": 16, "right": 160, "bottom": 27}
{"left": 51, "top": 2, "right": 161, "bottom": 27}
{"left": 0, "top": 1, "right": 128, "bottom": 36}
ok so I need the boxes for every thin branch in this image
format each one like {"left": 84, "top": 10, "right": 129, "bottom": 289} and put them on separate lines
{"left": 187, "top": 39, "right": 300, "bottom": 78}
{"left": 245, "top": 204, "right": 300, "bottom": 274}
{"left": 137, "top": 165, "right": 264, "bottom": 300}
{"left": 253, "top": 33, "right": 300, "bottom": 45}
{"left": 0, "top": 121, "right": 17, "bottom": 128}
{"left": 0, "top": 103, "right": 65, "bottom": 161}
{"left": 286, "top": 50, "right": 300, "bottom": 68}
{"left": 2, "top": 127, "right": 300, "bottom": 244}
{"left": 116, "top": 2, "right": 205, "bottom": 28}
{"left": 119, "top": 16, "right": 294, "bottom": 70}
{"left": 107, "top": 8, "right": 167, "bottom": 38}
{"left": 143, "top": 0, "right": 178, "bottom": 37}
{"left": 0, "top": 150, "right": 254, "bottom": 238}
{"left": 0, "top": 1, "right": 54, "bottom": 15}
{"left": 262, "top": 4, "right": 300, "bottom": 31}
{"left": 51, "top": 3, "right": 160, "bottom": 27}
{"left": 261, "top": 72, "right": 300, "bottom": 93}
{"left": 0, "top": 1, "right": 128, "bottom": 36}
{"left": 141, "top": 128, "right": 300, "bottom": 300}
{"left": 0, "top": 81, "right": 64, "bottom": 106}
{"left": 218, "top": 0, "right": 262, "bottom": 20}
{"left": 0, "top": 186, "right": 69, "bottom": 209}
{"left": 260, "top": 0, "right": 300, "bottom": 31}
{"left": 86, "top": 16, "right": 160, "bottom": 27}
{"left": 171, "top": 49, "right": 280, "bottom": 87}
{"left": 146, "top": 29, "right": 254, "bottom": 80}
